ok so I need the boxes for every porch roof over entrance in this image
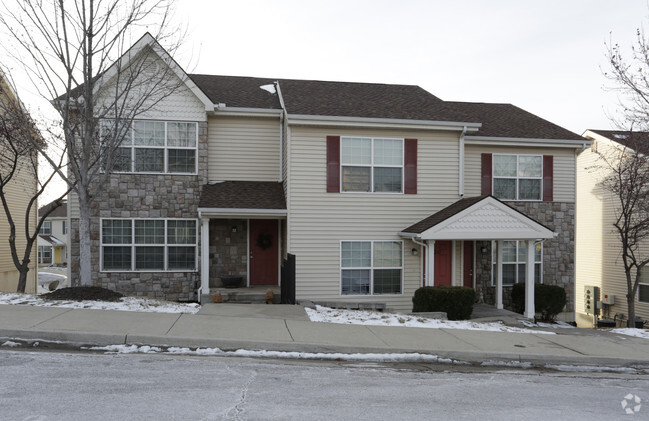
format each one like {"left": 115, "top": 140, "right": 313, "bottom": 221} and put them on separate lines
{"left": 198, "top": 181, "right": 287, "bottom": 217}
{"left": 400, "top": 195, "right": 555, "bottom": 241}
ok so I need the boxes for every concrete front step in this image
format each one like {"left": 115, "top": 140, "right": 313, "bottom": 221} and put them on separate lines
{"left": 202, "top": 287, "right": 281, "bottom": 304}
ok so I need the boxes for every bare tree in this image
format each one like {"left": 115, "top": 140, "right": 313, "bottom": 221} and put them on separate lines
{"left": 0, "top": 0, "right": 186, "bottom": 286}
{"left": 601, "top": 28, "right": 649, "bottom": 326}
{"left": 0, "top": 71, "right": 70, "bottom": 292}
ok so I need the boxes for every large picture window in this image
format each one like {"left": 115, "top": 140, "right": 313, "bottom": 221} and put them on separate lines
{"left": 493, "top": 154, "right": 542, "bottom": 200}
{"left": 101, "top": 120, "right": 198, "bottom": 174}
{"left": 101, "top": 219, "right": 198, "bottom": 271}
{"left": 341, "top": 137, "right": 403, "bottom": 193}
{"left": 491, "top": 241, "right": 542, "bottom": 285}
{"left": 341, "top": 240, "right": 403, "bottom": 295}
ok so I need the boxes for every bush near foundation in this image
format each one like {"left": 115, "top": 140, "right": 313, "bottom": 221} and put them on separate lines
{"left": 412, "top": 286, "right": 475, "bottom": 320}
{"left": 511, "top": 283, "right": 566, "bottom": 321}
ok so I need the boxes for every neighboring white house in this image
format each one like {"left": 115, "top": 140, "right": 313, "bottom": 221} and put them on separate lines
{"left": 37, "top": 199, "right": 68, "bottom": 265}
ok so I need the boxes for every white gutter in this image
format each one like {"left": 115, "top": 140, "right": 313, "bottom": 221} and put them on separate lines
{"left": 197, "top": 208, "right": 288, "bottom": 217}
{"left": 459, "top": 126, "right": 467, "bottom": 197}
{"left": 287, "top": 114, "right": 482, "bottom": 131}
{"left": 465, "top": 136, "right": 593, "bottom": 149}
{"left": 211, "top": 105, "right": 283, "bottom": 116}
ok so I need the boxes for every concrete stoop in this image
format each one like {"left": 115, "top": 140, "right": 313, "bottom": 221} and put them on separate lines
{"left": 201, "top": 286, "right": 281, "bottom": 304}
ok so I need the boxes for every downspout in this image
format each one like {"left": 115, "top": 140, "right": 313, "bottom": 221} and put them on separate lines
{"left": 459, "top": 126, "right": 467, "bottom": 197}
{"left": 275, "top": 80, "right": 287, "bottom": 183}
{"left": 411, "top": 236, "right": 428, "bottom": 286}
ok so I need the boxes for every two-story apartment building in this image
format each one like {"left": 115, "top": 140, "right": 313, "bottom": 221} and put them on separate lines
{"left": 37, "top": 199, "right": 68, "bottom": 265}
{"left": 68, "top": 34, "right": 588, "bottom": 317}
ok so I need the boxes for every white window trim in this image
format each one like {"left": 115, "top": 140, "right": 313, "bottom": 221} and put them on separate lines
{"left": 639, "top": 282, "right": 649, "bottom": 304}
{"left": 340, "top": 136, "right": 404, "bottom": 194}
{"left": 492, "top": 153, "right": 543, "bottom": 201}
{"left": 102, "top": 119, "right": 199, "bottom": 175}
{"left": 100, "top": 217, "right": 199, "bottom": 273}
{"left": 39, "top": 221, "right": 52, "bottom": 235}
{"left": 490, "top": 240, "right": 543, "bottom": 286}
{"left": 339, "top": 240, "right": 404, "bottom": 296}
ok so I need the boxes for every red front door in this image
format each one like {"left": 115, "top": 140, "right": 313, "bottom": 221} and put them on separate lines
{"left": 463, "top": 241, "right": 474, "bottom": 288}
{"left": 249, "top": 219, "right": 279, "bottom": 285}
{"left": 434, "top": 241, "right": 452, "bottom": 286}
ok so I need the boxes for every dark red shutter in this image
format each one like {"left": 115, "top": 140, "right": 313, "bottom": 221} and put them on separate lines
{"left": 326, "top": 136, "right": 340, "bottom": 193}
{"left": 543, "top": 155, "right": 553, "bottom": 201}
{"left": 481, "top": 153, "right": 492, "bottom": 195}
{"left": 404, "top": 139, "right": 417, "bottom": 194}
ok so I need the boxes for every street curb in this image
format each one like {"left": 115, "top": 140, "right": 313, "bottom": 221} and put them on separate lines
{"left": 2, "top": 328, "right": 649, "bottom": 370}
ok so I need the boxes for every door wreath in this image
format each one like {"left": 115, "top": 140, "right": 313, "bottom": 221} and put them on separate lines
{"left": 257, "top": 233, "right": 273, "bottom": 250}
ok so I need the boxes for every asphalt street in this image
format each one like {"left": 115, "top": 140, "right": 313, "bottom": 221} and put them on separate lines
{"left": 1, "top": 349, "right": 647, "bottom": 420}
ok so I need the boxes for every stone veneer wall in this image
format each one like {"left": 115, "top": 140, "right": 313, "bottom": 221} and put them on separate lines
{"left": 475, "top": 201, "right": 575, "bottom": 313}
{"left": 209, "top": 219, "right": 248, "bottom": 287}
{"left": 69, "top": 122, "right": 208, "bottom": 302}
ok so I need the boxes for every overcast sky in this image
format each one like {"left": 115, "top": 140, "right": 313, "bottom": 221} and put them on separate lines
{"left": 171, "top": 0, "right": 649, "bottom": 134}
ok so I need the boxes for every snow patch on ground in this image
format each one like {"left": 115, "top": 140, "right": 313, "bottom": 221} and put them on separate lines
{"left": 520, "top": 320, "right": 575, "bottom": 329}
{"left": 1, "top": 340, "right": 20, "bottom": 347}
{"left": 88, "top": 344, "right": 467, "bottom": 364}
{"left": 610, "top": 328, "right": 649, "bottom": 339}
{"left": 0, "top": 292, "right": 200, "bottom": 314}
{"left": 481, "top": 360, "right": 533, "bottom": 368}
{"left": 545, "top": 364, "right": 642, "bottom": 374}
{"left": 305, "top": 305, "right": 555, "bottom": 334}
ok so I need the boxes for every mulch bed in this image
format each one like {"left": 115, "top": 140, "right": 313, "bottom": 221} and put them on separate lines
{"left": 40, "top": 287, "right": 124, "bottom": 302}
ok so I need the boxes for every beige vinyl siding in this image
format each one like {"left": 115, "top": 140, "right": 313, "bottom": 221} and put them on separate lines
{"left": 288, "top": 126, "right": 462, "bottom": 311}
{"left": 208, "top": 116, "right": 281, "bottom": 181}
{"left": 464, "top": 145, "right": 576, "bottom": 202}
{"left": 575, "top": 140, "right": 649, "bottom": 326}
{"left": 0, "top": 159, "right": 38, "bottom": 293}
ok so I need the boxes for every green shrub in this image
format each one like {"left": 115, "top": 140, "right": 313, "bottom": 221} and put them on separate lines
{"left": 511, "top": 283, "right": 567, "bottom": 321}
{"left": 412, "top": 286, "right": 475, "bottom": 320}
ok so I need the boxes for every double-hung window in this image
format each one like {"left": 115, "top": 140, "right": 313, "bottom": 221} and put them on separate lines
{"left": 102, "top": 120, "right": 197, "bottom": 174}
{"left": 493, "top": 154, "right": 542, "bottom": 200}
{"left": 341, "top": 137, "right": 403, "bottom": 193}
{"left": 39, "top": 221, "right": 52, "bottom": 235}
{"left": 101, "top": 219, "right": 197, "bottom": 271}
{"left": 638, "top": 271, "right": 649, "bottom": 303}
{"left": 341, "top": 241, "right": 403, "bottom": 295}
{"left": 492, "top": 240, "right": 542, "bottom": 285}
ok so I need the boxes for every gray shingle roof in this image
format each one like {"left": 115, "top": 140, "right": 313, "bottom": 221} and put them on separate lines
{"left": 199, "top": 181, "right": 286, "bottom": 210}
{"left": 189, "top": 74, "right": 584, "bottom": 141}
{"left": 587, "top": 129, "right": 649, "bottom": 152}
{"left": 38, "top": 200, "right": 67, "bottom": 218}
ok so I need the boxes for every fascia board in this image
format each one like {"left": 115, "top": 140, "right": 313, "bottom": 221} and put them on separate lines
{"left": 197, "top": 208, "right": 287, "bottom": 218}
{"left": 287, "top": 114, "right": 482, "bottom": 131}
{"left": 465, "top": 136, "right": 591, "bottom": 149}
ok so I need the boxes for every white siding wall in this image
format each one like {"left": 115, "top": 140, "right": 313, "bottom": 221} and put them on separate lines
{"left": 288, "top": 126, "right": 462, "bottom": 312}
{"left": 208, "top": 116, "right": 281, "bottom": 181}
{"left": 464, "top": 145, "right": 576, "bottom": 202}
{"left": 575, "top": 140, "right": 649, "bottom": 326}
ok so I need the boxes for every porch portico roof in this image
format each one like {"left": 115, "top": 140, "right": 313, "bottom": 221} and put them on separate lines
{"left": 400, "top": 195, "right": 555, "bottom": 241}
{"left": 198, "top": 180, "right": 287, "bottom": 218}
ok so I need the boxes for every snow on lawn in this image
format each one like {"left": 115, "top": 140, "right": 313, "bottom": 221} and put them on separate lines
{"left": 610, "top": 328, "right": 649, "bottom": 339}
{"left": 85, "top": 344, "right": 466, "bottom": 364}
{"left": 0, "top": 292, "right": 200, "bottom": 314}
{"left": 305, "top": 305, "right": 555, "bottom": 334}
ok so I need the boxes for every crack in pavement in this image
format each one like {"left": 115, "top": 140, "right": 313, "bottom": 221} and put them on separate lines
{"left": 223, "top": 371, "right": 256, "bottom": 420}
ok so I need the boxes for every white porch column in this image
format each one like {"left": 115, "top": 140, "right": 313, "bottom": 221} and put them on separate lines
{"left": 496, "top": 240, "right": 503, "bottom": 309}
{"left": 525, "top": 239, "right": 536, "bottom": 319}
{"left": 200, "top": 218, "right": 210, "bottom": 298}
{"left": 428, "top": 240, "right": 435, "bottom": 286}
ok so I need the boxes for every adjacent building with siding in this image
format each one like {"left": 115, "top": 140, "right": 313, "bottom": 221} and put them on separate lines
{"left": 67, "top": 34, "right": 588, "bottom": 318}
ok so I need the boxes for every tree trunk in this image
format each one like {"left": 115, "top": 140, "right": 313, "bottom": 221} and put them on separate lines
{"left": 16, "top": 266, "right": 28, "bottom": 293}
{"left": 627, "top": 292, "right": 636, "bottom": 328}
{"left": 77, "top": 191, "right": 93, "bottom": 287}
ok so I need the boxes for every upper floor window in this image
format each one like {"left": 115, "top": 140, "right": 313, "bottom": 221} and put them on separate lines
{"left": 39, "top": 221, "right": 51, "bottom": 235}
{"left": 341, "top": 137, "right": 403, "bottom": 193}
{"left": 493, "top": 154, "right": 542, "bottom": 201}
{"left": 62, "top": 220, "right": 67, "bottom": 235}
{"left": 102, "top": 120, "right": 197, "bottom": 174}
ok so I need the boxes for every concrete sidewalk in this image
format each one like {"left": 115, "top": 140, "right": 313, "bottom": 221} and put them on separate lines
{"left": 1, "top": 303, "right": 648, "bottom": 368}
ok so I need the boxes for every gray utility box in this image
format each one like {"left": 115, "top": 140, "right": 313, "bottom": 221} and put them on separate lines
{"left": 584, "top": 285, "right": 599, "bottom": 315}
